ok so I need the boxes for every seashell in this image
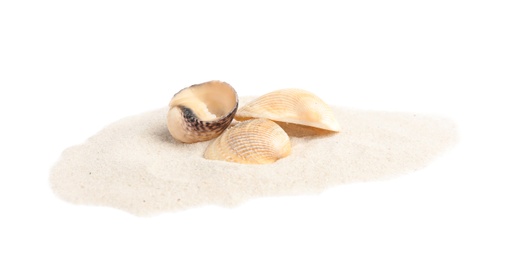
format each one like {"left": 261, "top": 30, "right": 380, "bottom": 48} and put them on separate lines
{"left": 167, "top": 80, "right": 238, "bottom": 143}
{"left": 204, "top": 118, "right": 291, "bottom": 164}
{"left": 235, "top": 89, "right": 341, "bottom": 132}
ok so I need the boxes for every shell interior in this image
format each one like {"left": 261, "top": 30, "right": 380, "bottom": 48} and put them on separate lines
{"left": 170, "top": 81, "right": 237, "bottom": 120}
{"left": 167, "top": 81, "right": 238, "bottom": 143}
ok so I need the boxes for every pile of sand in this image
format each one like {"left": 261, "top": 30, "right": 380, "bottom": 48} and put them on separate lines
{"left": 50, "top": 98, "right": 457, "bottom": 216}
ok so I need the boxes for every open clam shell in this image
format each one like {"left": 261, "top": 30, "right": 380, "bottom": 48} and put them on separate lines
{"left": 235, "top": 89, "right": 340, "bottom": 132}
{"left": 204, "top": 118, "right": 291, "bottom": 164}
{"left": 167, "top": 80, "right": 238, "bottom": 143}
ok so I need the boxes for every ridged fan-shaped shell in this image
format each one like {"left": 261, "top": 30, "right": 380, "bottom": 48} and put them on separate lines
{"left": 167, "top": 80, "right": 238, "bottom": 143}
{"left": 235, "top": 89, "right": 340, "bottom": 132}
{"left": 204, "top": 119, "right": 291, "bottom": 164}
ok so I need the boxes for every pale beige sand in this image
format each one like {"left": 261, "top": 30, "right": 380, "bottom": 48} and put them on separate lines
{"left": 50, "top": 98, "right": 457, "bottom": 216}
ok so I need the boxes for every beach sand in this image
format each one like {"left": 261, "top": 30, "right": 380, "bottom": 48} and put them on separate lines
{"left": 50, "top": 97, "right": 457, "bottom": 216}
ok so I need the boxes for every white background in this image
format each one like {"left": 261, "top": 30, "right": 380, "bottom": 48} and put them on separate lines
{"left": 1, "top": 0, "right": 531, "bottom": 259}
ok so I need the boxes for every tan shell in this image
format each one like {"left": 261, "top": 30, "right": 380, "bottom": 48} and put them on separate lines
{"left": 204, "top": 119, "right": 291, "bottom": 164}
{"left": 167, "top": 80, "right": 238, "bottom": 143}
{"left": 235, "top": 89, "right": 340, "bottom": 132}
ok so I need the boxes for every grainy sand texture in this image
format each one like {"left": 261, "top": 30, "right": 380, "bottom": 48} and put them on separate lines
{"left": 50, "top": 98, "right": 457, "bottom": 216}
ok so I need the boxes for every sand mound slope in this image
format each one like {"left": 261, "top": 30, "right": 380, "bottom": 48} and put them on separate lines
{"left": 50, "top": 99, "right": 457, "bottom": 216}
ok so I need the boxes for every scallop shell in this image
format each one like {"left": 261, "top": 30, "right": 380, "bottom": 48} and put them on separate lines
{"left": 167, "top": 80, "right": 238, "bottom": 143}
{"left": 204, "top": 119, "right": 291, "bottom": 164}
{"left": 235, "top": 89, "right": 340, "bottom": 132}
